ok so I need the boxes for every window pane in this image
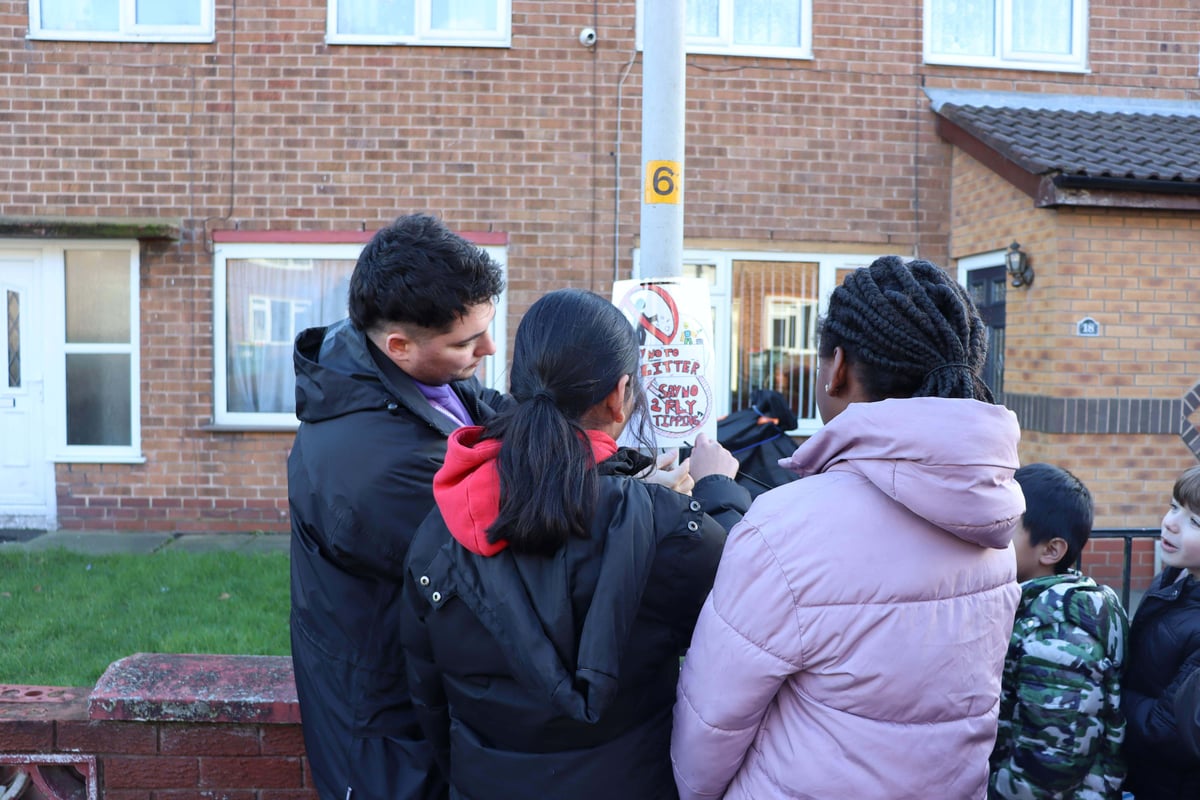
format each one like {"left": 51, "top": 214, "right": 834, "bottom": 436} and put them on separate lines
{"left": 734, "top": 0, "right": 800, "bottom": 48}
{"left": 929, "top": 0, "right": 993, "bottom": 56}
{"left": 66, "top": 353, "right": 131, "bottom": 446}
{"left": 732, "top": 260, "right": 819, "bottom": 421}
{"left": 338, "top": 0, "right": 414, "bottom": 36}
{"left": 430, "top": 0, "right": 496, "bottom": 32}
{"left": 6, "top": 290, "right": 18, "bottom": 388}
{"left": 40, "top": 0, "right": 119, "bottom": 31}
{"left": 1012, "top": 0, "right": 1072, "bottom": 55}
{"left": 226, "top": 258, "right": 353, "bottom": 414}
{"left": 65, "top": 250, "right": 130, "bottom": 344}
{"left": 687, "top": 0, "right": 719, "bottom": 37}
{"left": 136, "top": 0, "right": 200, "bottom": 26}
{"left": 683, "top": 263, "right": 718, "bottom": 286}
{"left": 987, "top": 325, "right": 1005, "bottom": 396}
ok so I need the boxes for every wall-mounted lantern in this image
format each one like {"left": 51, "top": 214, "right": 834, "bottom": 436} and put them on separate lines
{"left": 1005, "top": 241, "right": 1034, "bottom": 288}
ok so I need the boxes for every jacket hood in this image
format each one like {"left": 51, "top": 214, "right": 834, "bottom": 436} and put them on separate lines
{"left": 1019, "top": 572, "right": 1126, "bottom": 653}
{"left": 293, "top": 319, "right": 392, "bottom": 423}
{"left": 780, "top": 397, "right": 1023, "bottom": 548}
{"left": 293, "top": 319, "right": 475, "bottom": 437}
{"left": 434, "top": 425, "right": 619, "bottom": 556}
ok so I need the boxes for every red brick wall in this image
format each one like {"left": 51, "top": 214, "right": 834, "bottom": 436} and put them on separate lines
{"left": 0, "top": 655, "right": 315, "bottom": 798}
{"left": 949, "top": 155, "right": 1200, "bottom": 531}
{"left": 2, "top": 1, "right": 1198, "bottom": 530}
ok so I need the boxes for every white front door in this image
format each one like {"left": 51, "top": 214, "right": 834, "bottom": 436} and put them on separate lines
{"left": 0, "top": 252, "right": 55, "bottom": 530}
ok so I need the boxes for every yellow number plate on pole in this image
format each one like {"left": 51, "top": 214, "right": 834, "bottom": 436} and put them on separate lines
{"left": 645, "top": 160, "right": 681, "bottom": 204}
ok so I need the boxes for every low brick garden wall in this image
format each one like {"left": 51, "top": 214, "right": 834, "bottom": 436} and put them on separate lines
{"left": 0, "top": 653, "right": 316, "bottom": 799}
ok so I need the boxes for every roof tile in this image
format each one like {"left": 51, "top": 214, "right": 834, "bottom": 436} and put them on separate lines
{"left": 937, "top": 104, "right": 1200, "bottom": 184}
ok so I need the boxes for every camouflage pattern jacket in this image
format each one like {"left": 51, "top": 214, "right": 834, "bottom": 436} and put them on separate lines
{"left": 989, "top": 571, "right": 1129, "bottom": 799}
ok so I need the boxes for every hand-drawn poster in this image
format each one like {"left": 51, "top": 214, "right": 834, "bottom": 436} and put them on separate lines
{"left": 612, "top": 277, "right": 718, "bottom": 446}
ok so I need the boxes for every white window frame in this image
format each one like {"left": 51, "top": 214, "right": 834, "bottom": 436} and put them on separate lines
{"left": 28, "top": 0, "right": 215, "bottom": 43}
{"left": 326, "top": 0, "right": 511, "bottom": 47}
{"left": 213, "top": 240, "right": 508, "bottom": 429}
{"left": 633, "top": 247, "right": 875, "bottom": 436}
{"left": 36, "top": 240, "right": 143, "bottom": 464}
{"left": 635, "top": 0, "right": 813, "bottom": 60}
{"left": 923, "top": 0, "right": 1088, "bottom": 73}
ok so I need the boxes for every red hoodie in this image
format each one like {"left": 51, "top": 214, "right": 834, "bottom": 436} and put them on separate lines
{"left": 433, "top": 426, "right": 619, "bottom": 557}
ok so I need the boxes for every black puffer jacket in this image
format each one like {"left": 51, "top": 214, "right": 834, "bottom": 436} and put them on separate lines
{"left": 399, "top": 433, "right": 749, "bottom": 800}
{"left": 288, "top": 318, "right": 502, "bottom": 800}
{"left": 1122, "top": 567, "right": 1200, "bottom": 799}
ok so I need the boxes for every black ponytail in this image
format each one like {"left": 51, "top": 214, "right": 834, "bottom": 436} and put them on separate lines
{"left": 484, "top": 289, "right": 652, "bottom": 555}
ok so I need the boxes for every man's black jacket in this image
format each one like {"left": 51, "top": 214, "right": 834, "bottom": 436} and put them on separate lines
{"left": 288, "top": 318, "right": 501, "bottom": 800}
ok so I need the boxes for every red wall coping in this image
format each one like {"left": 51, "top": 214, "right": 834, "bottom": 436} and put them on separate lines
{"left": 211, "top": 228, "right": 508, "bottom": 245}
{"left": 0, "top": 654, "right": 313, "bottom": 798}
{"left": 86, "top": 653, "right": 301, "bottom": 725}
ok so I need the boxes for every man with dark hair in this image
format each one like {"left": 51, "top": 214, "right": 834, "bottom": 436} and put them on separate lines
{"left": 989, "top": 462, "right": 1129, "bottom": 799}
{"left": 288, "top": 213, "right": 505, "bottom": 800}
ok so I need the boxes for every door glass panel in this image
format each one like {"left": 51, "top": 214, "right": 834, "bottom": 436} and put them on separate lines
{"left": 968, "top": 266, "right": 1007, "bottom": 397}
{"left": 6, "top": 290, "right": 17, "bottom": 388}
{"left": 732, "top": 260, "right": 819, "bottom": 421}
{"left": 65, "top": 250, "right": 130, "bottom": 343}
{"left": 682, "top": 262, "right": 717, "bottom": 285}
{"left": 987, "top": 326, "right": 1005, "bottom": 395}
{"left": 66, "top": 354, "right": 131, "bottom": 446}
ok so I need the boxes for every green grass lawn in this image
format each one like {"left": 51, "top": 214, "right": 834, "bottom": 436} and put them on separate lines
{"left": 0, "top": 548, "right": 290, "bottom": 687}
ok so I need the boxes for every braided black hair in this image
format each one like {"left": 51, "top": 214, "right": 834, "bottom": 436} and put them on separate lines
{"left": 817, "top": 255, "right": 993, "bottom": 402}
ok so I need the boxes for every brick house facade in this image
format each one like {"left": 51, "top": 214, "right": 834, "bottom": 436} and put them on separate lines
{"left": 2, "top": 0, "right": 1198, "bottom": 582}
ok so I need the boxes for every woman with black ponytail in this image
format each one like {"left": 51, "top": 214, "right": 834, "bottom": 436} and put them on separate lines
{"left": 673, "top": 256, "right": 1025, "bottom": 800}
{"left": 399, "top": 288, "right": 749, "bottom": 800}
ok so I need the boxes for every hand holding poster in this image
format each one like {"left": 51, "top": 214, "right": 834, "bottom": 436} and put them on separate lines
{"left": 612, "top": 277, "right": 718, "bottom": 446}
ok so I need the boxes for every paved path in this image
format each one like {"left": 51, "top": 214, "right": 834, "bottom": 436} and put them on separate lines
{"left": 0, "top": 530, "right": 290, "bottom": 555}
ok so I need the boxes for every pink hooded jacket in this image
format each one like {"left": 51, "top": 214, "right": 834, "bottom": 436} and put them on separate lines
{"left": 672, "top": 397, "right": 1023, "bottom": 800}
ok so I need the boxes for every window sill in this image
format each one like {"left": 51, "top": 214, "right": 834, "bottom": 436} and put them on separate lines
{"left": 52, "top": 454, "right": 147, "bottom": 465}
{"left": 201, "top": 423, "right": 298, "bottom": 434}
{"left": 27, "top": 32, "right": 214, "bottom": 44}
{"left": 923, "top": 57, "right": 1090, "bottom": 75}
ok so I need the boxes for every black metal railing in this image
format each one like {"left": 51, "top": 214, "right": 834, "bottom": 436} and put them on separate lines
{"left": 1082, "top": 528, "right": 1159, "bottom": 611}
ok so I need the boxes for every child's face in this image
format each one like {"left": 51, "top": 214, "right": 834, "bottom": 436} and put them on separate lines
{"left": 1012, "top": 520, "right": 1062, "bottom": 582}
{"left": 1160, "top": 498, "right": 1200, "bottom": 576}
{"left": 1012, "top": 523, "right": 1042, "bottom": 582}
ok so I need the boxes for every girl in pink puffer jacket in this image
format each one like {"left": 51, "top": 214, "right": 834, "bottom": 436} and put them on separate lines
{"left": 672, "top": 256, "right": 1024, "bottom": 800}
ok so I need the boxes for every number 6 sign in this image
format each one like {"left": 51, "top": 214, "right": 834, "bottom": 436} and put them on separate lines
{"left": 644, "top": 160, "right": 681, "bottom": 205}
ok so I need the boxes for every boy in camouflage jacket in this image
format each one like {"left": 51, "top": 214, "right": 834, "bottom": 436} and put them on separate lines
{"left": 989, "top": 463, "right": 1129, "bottom": 799}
